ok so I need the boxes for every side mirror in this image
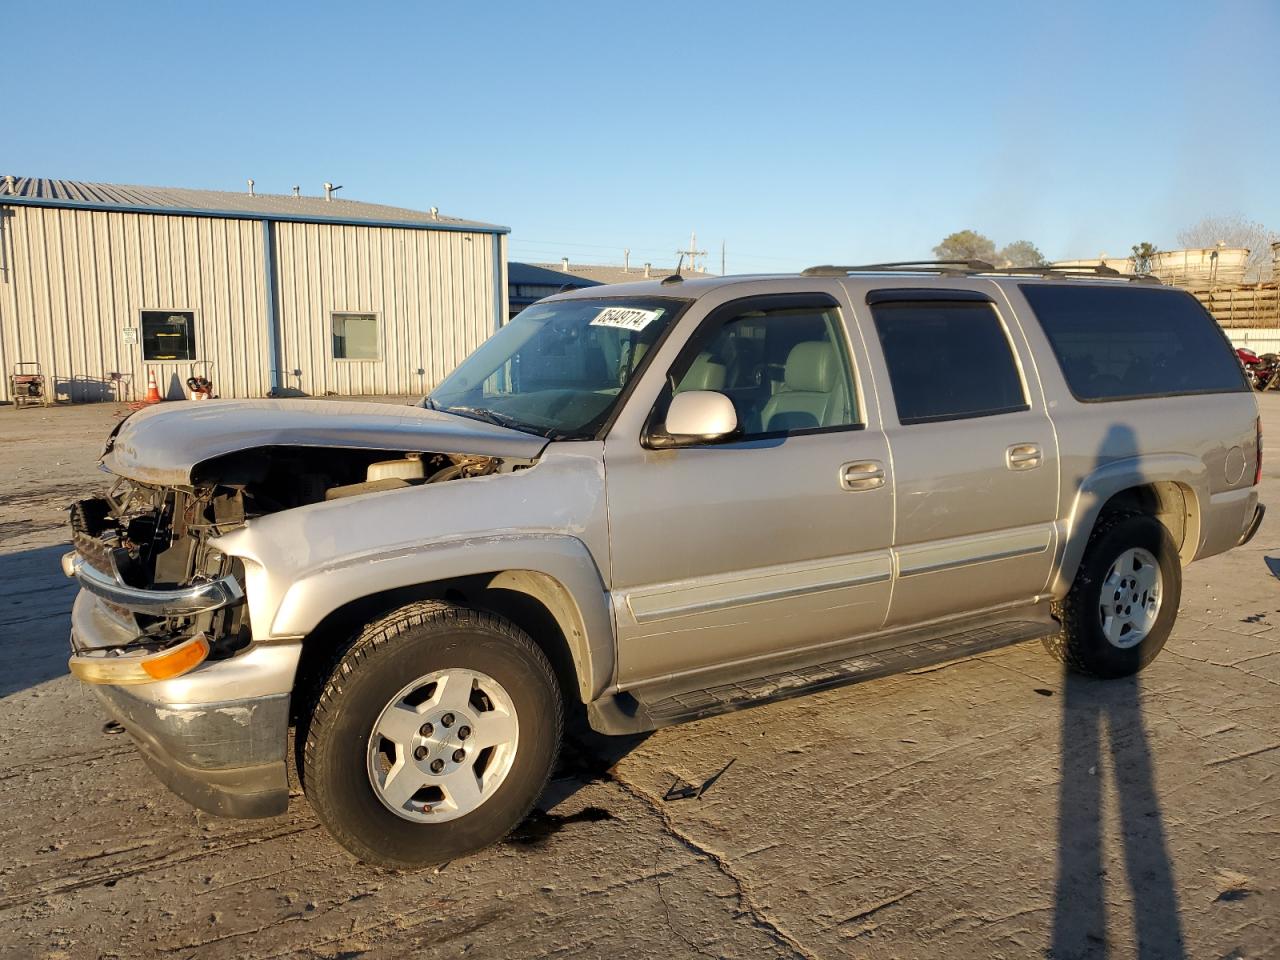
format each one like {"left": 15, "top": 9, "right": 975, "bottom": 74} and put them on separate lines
{"left": 657, "top": 391, "right": 739, "bottom": 445}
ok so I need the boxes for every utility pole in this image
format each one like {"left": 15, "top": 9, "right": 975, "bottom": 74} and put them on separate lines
{"left": 721, "top": 239, "right": 726, "bottom": 276}
{"left": 675, "top": 230, "right": 707, "bottom": 274}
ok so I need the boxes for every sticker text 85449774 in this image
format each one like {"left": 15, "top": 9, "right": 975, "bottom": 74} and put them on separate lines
{"left": 589, "top": 307, "right": 664, "bottom": 331}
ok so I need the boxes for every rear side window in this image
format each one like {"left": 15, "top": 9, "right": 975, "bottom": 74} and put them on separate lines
{"left": 870, "top": 299, "right": 1028, "bottom": 425}
{"left": 1019, "top": 284, "right": 1248, "bottom": 401}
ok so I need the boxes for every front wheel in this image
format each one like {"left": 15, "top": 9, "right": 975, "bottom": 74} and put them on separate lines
{"left": 1044, "top": 511, "right": 1181, "bottom": 678}
{"left": 300, "top": 601, "right": 562, "bottom": 868}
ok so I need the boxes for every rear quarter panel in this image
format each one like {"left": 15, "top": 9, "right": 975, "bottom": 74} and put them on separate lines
{"left": 995, "top": 281, "right": 1260, "bottom": 591}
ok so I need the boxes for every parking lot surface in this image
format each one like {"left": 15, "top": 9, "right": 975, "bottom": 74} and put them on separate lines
{"left": 1, "top": 396, "right": 1277, "bottom": 960}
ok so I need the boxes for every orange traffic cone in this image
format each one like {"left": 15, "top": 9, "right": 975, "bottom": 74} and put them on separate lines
{"left": 143, "top": 368, "right": 162, "bottom": 404}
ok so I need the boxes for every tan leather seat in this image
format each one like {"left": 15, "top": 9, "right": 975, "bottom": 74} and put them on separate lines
{"left": 676, "top": 353, "right": 727, "bottom": 392}
{"left": 760, "top": 341, "right": 846, "bottom": 432}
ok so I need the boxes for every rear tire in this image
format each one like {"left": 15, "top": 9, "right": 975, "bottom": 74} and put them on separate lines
{"left": 1043, "top": 511, "right": 1181, "bottom": 678}
{"left": 300, "top": 601, "right": 562, "bottom": 869}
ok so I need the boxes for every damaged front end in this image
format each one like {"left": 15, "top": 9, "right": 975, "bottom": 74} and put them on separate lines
{"left": 65, "top": 478, "right": 250, "bottom": 683}
{"left": 65, "top": 399, "right": 545, "bottom": 818}
{"left": 66, "top": 447, "right": 507, "bottom": 683}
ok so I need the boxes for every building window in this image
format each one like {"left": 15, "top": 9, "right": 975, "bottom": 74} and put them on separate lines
{"left": 332, "top": 313, "right": 380, "bottom": 360}
{"left": 140, "top": 310, "right": 197, "bottom": 361}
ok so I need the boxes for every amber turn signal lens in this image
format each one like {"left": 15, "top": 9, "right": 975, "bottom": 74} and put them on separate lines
{"left": 69, "top": 633, "right": 211, "bottom": 685}
{"left": 142, "top": 634, "right": 211, "bottom": 680}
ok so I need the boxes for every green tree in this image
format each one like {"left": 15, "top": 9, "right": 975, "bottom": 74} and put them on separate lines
{"left": 933, "top": 230, "right": 997, "bottom": 264}
{"left": 1131, "top": 242, "right": 1159, "bottom": 275}
{"left": 997, "top": 240, "right": 1046, "bottom": 268}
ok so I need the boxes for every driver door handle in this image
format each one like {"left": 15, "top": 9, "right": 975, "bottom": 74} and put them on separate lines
{"left": 840, "top": 460, "right": 886, "bottom": 491}
{"left": 1006, "top": 442, "right": 1043, "bottom": 470}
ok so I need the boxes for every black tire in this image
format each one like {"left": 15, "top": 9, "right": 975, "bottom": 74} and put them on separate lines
{"left": 1043, "top": 511, "right": 1181, "bottom": 678}
{"left": 299, "top": 601, "right": 562, "bottom": 869}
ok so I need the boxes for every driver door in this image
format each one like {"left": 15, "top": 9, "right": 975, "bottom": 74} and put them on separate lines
{"left": 602, "top": 293, "right": 895, "bottom": 689}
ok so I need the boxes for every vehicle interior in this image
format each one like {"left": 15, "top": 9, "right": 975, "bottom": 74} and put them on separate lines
{"left": 673, "top": 307, "right": 855, "bottom": 435}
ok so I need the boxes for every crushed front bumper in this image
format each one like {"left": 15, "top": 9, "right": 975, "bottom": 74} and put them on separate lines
{"left": 70, "top": 590, "right": 301, "bottom": 818}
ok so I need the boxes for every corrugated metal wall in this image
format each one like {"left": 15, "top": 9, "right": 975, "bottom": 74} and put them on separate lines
{"left": 0, "top": 205, "right": 271, "bottom": 402}
{"left": 272, "top": 221, "right": 499, "bottom": 397}
{"left": 0, "top": 204, "right": 505, "bottom": 403}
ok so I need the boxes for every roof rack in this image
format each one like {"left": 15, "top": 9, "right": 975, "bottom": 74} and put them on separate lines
{"left": 801, "top": 260, "right": 1163, "bottom": 284}
{"left": 988, "top": 264, "right": 1163, "bottom": 284}
{"left": 801, "top": 260, "right": 994, "bottom": 277}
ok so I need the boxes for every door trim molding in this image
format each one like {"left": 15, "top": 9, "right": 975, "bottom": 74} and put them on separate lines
{"left": 895, "top": 524, "right": 1053, "bottom": 578}
{"left": 622, "top": 551, "right": 892, "bottom": 625}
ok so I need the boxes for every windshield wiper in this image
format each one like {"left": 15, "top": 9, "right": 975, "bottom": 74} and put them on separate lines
{"left": 440, "top": 405, "right": 529, "bottom": 432}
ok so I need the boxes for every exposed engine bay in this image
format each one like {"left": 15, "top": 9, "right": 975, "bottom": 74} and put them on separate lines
{"left": 70, "top": 447, "right": 512, "bottom": 657}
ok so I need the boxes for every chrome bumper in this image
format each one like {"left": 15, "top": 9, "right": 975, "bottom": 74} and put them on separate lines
{"left": 62, "top": 550, "right": 243, "bottom": 616}
{"left": 70, "top": 591, "right": 301, "bottom": 818}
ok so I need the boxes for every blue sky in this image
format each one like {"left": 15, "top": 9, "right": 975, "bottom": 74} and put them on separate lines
{"left": 8, "top": 0, "right": 1279, "bottom": 272}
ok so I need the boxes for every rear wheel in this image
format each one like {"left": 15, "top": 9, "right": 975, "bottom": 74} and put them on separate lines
{"left": 1044, "top": 511, "right": 1181, "bottom": 678}
{"left": 300, "top": 601, "right": 562, "bottom": 868}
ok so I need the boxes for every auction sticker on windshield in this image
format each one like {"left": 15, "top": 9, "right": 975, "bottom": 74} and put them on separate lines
{"left": 590, "top": 306, "right": 664, "bottom": 331}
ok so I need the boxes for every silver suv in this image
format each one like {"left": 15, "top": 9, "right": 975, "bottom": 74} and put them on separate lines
{"left": 64, "top": 262, "right": 1264, "bottom": 868}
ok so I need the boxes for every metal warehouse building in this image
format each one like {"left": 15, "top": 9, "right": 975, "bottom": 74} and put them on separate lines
{"left": 0, "top": 176, "right": 508, "bottom": 402}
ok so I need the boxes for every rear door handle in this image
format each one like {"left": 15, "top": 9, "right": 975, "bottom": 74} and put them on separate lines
{"left": 1006, "top": 443, "right": 1043, "bottom": 470}
{"left": 840, "top": 460, "right": 886, "bottom": 491}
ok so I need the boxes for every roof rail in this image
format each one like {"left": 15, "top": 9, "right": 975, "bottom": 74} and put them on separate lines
{"left": 987, "top": 264, "right": 1164, "bottom": 284}
{"left": 801, "top": 260, "right": 995, "bottom": 277}
{"left": 801, "top": 260, "right": 1163, "bottom": 284}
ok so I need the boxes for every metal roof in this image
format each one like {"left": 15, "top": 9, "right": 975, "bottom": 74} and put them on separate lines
{"left": 508, "top": 261, "right": 602, "bottom": 288}
{"left": 0, "top": 175, "right": 508, "bottom": 234}
{"left": 528, "top": 262, "right": 714, "bottom": 285}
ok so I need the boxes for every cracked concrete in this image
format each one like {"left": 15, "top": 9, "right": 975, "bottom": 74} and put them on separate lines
{"left": 2, "top": 396, "right": 1279, "bottom": 959}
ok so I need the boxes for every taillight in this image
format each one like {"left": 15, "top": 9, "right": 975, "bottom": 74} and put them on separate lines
{"left": 1256, "top": 415, "right": 1263, "bottom": 486}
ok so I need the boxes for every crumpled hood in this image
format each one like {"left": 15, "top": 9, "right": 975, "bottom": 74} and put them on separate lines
{"left": 102, "top": 399, "right": 549, "bottom": 486}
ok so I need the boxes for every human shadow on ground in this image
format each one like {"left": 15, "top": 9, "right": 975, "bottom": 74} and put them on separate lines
{"left": 1051, "top": 420, "right": 1186, "bottom": 958}
{"left": 1051, "top": 671, "right": 1186, "bottom": 959}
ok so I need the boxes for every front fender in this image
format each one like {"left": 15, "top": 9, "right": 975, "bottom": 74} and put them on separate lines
{"left": 266, "top": 533, "right": 614, "bottom": 702}
{"left": 1051, "top": 453, "right": 1206, "bottom": 596}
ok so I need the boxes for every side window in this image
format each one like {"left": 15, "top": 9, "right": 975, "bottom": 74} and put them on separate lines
{"left": 665, "top": 299, "right": 860, "bottom": 439}
{"left": 870, "top": 298, "right": 1028, "bottom": 425}
{"left": 1018, "top": 283, "right": 1248, "bottom": 401}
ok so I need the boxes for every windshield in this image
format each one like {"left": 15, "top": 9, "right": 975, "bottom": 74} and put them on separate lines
{"left": 425, "top": 297, "right": 686, "bottom": 439}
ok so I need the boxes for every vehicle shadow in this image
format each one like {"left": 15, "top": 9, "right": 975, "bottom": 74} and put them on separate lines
{"left": 536, "top": 713, "right": 652, "bottom": 814}
{"left": 1051, "top": 421, "right": 1185, "bottom": 958}
{"left": 0, "top": 543, "right": 77, "bottom": 698}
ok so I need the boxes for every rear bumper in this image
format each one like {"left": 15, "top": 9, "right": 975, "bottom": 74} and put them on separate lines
{"left": 70, "top": 591, "right": 301, "bottom": 818}
{"left": 1239, "top": 502, "right": 1266, "bottom": 547}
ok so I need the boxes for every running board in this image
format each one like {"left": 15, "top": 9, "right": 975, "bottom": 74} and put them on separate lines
{"left": 589, "top": 618, "right": 1055, "bottom": 734}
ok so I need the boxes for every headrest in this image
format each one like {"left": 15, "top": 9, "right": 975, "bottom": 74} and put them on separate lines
{"left": 784, "top": 341, "right": 837, "bottom": 393}
{"left": 681, "top": 354, "right": 727, "bottom": 391}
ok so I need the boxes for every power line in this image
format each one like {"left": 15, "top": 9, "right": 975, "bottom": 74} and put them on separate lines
{"left": 509, "top": 238, "right": 798, "bottom": 268}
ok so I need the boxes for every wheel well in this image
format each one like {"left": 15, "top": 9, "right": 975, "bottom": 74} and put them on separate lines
{"left": 289, "top": 573, "right": 586, "bottom": 727}
{"left": 1097, "top": 481, "right": 1198, "bottom": 560}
